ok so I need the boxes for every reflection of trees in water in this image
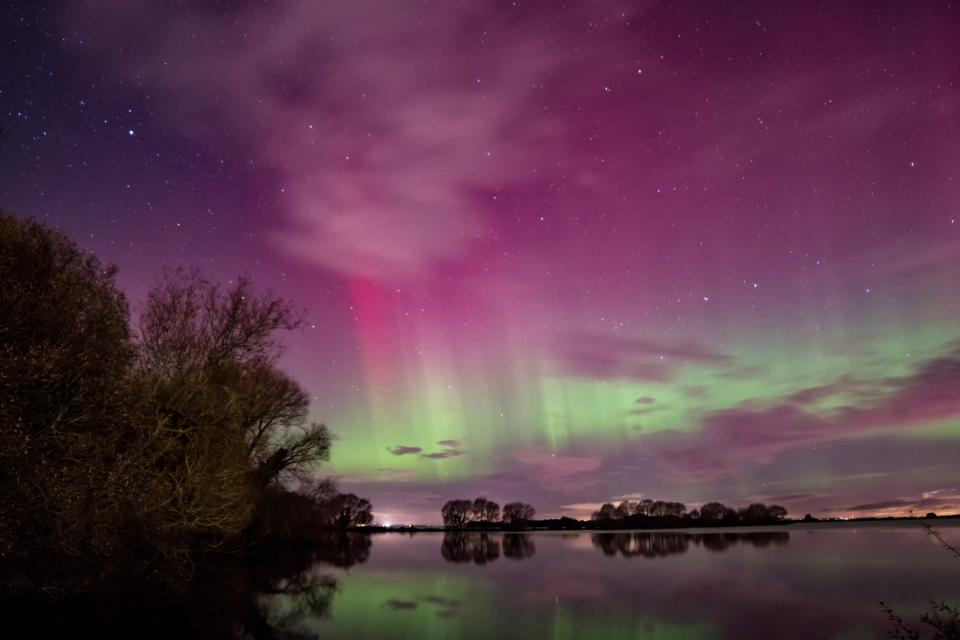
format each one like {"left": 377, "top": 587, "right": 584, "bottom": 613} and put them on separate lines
{"left": 250, "top": 533, "right": 372, "bottom": 638}
{"left": 696, "top": 531, "right": 790, "bottom": 552}
{"left": 439, "top": 533, "right": 539, "bottom": 565}
{"left": 592, "top": 532, "right": 690, "bottom": 558}
{"left": 591, "top": 531, "right": 790, "bottom": 558}
{"left": 7, "top": 533, "right": 373, "bottom": 640}
{"left": 503, "top": 534, "right": 536, "bottom": 560}
{"left": 310, "top": 532, "right": 372, "bottom": 568}
{"left": 254, "top": 570, "right": 338, "bottom": 639}
{"left": 441, "top": 532, "right": 502, "bottom": 565}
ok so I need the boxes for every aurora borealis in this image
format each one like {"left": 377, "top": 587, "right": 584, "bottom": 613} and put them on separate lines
{"left": 2, "top": 1, "right": 958, "bottom": 525}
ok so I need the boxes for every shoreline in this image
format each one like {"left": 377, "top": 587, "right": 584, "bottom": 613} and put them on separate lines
{"left": 357, "top": 513, "right": 960, "bottom": 534}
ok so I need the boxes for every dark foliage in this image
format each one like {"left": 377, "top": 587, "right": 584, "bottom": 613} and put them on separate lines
{"left": 0, "top": 213, "right": 356, "bottom": 595}
{"left": 881, "top": 521, "right": 960, "bottom": 639}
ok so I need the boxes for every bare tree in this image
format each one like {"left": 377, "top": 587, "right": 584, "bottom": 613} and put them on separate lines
{"left": 699, "top": 502, "right": 730, "bottom": 521}
{"left": 137, "top": 268, "right": 331, "bottom": 489}
{"left": 471, "top": 497, "right": 500, "bottom": 523}
{"left": 441, "top": 500, "right": 473, "bottom": 529}
{"left": 592, "top": 503, "right": 617, "bottom": 521}
{"left": 326, "top": 494, "right": 373, "bottom": 529}
{"left": 502, "top": 502, "right": 536, "bottom": 525}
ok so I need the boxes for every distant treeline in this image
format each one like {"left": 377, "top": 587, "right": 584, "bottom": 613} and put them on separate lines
{"left": 590, "top": 499, "right": 788, "bottom": 528}
{"left": 0, "top": 213, "right": 368, "bottom": 595}
{"left": 437, "top": 497, "right": 789, "bottom": 530}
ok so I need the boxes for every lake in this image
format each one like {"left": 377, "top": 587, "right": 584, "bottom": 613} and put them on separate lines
{"left": 262, "top": 522, "right": 959, "bottom": 639}
{"left": 7, "top": 521, "right": 958, "bottom": 639}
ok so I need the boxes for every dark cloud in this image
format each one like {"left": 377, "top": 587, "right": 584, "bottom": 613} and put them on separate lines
{"left": 635, "top": 396, "right": 656, "bottom": 404}
{"left": 388, "top": 445, "right": 423, "bottom": 456}
{"left": 846, "top": 499, "right": 914, "bottom": 511}
{"left": 437, "top": 439, "right": 462, "bottom": 447}
{"left": 628, "top": 406, "right": 664, "bottom": 416}
{"left": 845, "top": 493, "right": 958, "bottom": 513}
{"left": 767, "top": 493, "right": 817, "bottom": 502}
{"left": 421, "top": 449, "right": 465, "bottom": 460}
{"left": 384, "top": 599, "right": 418, "bottom": 610}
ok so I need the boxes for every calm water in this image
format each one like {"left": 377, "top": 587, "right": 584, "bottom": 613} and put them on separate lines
{"left": 262, "top": 523, "right": 959, "bottom": 640}
{"left": 8, "top": 522, "right": 958, "bottom": 639}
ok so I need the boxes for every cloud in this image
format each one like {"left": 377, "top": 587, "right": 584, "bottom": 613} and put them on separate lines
{"left": 421, "top": 449, "right": 465, "bottom": 460}
{"left": 558, "top": 502, "right": 606, "bottom": 518}
{"left": 420, "top": 440, "right": 466, "bottom": 459}
{"left": 384, "top": 599, "right": 418, "bottom": 611}
{"left": 638, "top": 344, "right": 960, "bottom": 479}
{"left": 551, "top": 332, "right": 732, "bottom": 382}
{"left": 635, "top": 397, "right": 657, "bottom": 405}
{"left": 387, "top": 445, "right": 423, "bottom": 456}
{"left": 766, "top": 493, "right": 817, "bottom": 502}
{"left": 783, "top": 375, "right": 883, "bottom": 406}
{"left": 845, "top": 489, "right": 960, "bottom": 515}
{"left": 66, "top": 0, "right": 640, "bottom": 280}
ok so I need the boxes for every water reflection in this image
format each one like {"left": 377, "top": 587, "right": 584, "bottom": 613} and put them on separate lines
{"left": 10, "top": 525, "right": 959, "bottom": 640}
{"left": 5, "top": 532, "right": 372, "bottom": 640}
{"left": 383, "top": 595, "right": 464, "bottom": 618}
{"left": 250, "top": 533, "right": 371, "bottom": 638}
{"left": 440, "top": 532, "right": 502, "bottom": 564}
{"left": 591, "top": 530, "right": 790, "bottom": 558}
{"left": 503, "top": 533, "right": 537, "bottom": 560}
{"left": 439, "top": 532, "right": 538, "bottom": 565}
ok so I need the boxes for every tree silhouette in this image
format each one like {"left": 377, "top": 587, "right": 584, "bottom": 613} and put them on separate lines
{"left": 441, "top": 500, "right": 473, "bottom": 529}
{"left": 471, "top": 497, "right": 500, "bottom": 523}
{"left": 502, "top": 502, "right": 536, "bottom": 525}
{"left": 326, "top": 493, "right": 374, "bottom": 529}
{"left": 615, "top": 500, "right": 638, "bottom": 519}
{"left": 592, "top": 503, "right": 617, "bottom": 521}
{"left": 768, "top": 505, "right": 788, "bottom": 521}
{"left": 699, "top": 502, "right": 730, "bottom": 521}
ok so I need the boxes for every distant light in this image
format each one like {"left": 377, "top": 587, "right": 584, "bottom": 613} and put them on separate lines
{"left": 127, "top": 129, "right": 135, "bottom": 136}
{"left": 384, "top": 522, "right": 391, "bottom": 528}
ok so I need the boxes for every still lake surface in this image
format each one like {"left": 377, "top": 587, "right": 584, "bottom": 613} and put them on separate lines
{"left": 261, "top": 521, "right": 959, "bottom": 640}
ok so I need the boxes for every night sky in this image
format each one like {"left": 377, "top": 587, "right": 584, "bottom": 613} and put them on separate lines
{"left": 2, "top": 1, "right": 959, "bottom": 525}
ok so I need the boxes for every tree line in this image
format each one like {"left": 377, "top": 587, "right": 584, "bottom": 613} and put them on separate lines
{"left": 0, "top": 212, "right": 369, "bottom": 595}
{"left": 436, "top": 497, "right": 790, "bottom": 530}
{"left": 440, "top": 497, "right": 536, "bottom": 528}
{"left": 592, "top": 499, "right": 788, "bottom": 526}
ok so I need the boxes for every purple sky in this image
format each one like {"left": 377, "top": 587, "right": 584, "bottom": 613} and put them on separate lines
{"left": 2, "top": 1, "right": 959, "bottom": 524}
